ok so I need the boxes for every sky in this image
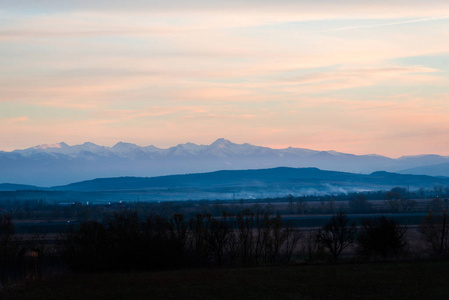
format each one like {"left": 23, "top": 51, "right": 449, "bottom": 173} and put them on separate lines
{"left": 1, "top": 0, "right": 449, "bottom": 157}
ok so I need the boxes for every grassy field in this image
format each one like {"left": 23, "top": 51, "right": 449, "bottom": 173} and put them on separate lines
{"left": 2, "top": 260, "right": 449, "bottom": 300}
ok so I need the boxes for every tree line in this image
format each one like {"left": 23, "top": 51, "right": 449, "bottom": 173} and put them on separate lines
{"left": 59, "top": 209, "right": 301, "bottom": 271}
{"left": 1, "top": 208, "right": 449, "bottom": 285}
{"left": 3, "top": 186, "right": 449, "bottom": 221}
{"left": 59, "top": 209, "right": 449, "bottom": 271}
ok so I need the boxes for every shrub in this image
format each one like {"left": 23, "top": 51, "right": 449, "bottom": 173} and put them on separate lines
{"left": 357, "top": 216, "right": 408, "bottom": 260}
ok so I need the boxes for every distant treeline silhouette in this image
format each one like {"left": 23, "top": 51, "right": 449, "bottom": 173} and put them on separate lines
{"left": 58, "top": 210, "right": 449, "bottom": 272}
{"left": 59, "top": 209, "right": 301, "bottom": 271}
{"left": 3, "top": 186, "right": 449, "bottom": 223}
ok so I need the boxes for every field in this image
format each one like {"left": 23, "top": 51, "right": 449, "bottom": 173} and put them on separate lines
{"left": 2, "top": 260, "right": 449, "bottom": 300}
{"left": 1, "top": 194, "right": 448, "bottom": 299}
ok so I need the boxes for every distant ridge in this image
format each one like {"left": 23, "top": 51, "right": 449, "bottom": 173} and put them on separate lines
{"left": 0, "top": 183, "right": 43, "bottom": 191}
{"left": 399, "top": 162, "right": 449, "bottom": 177}
{"left": 50, "top": 167, "right": 449, "bottom": 192}
{"left": 1, "top": 139, "right": 449, "bottom": 186}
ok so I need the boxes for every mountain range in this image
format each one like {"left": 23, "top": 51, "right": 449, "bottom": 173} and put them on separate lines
{"left": 1, "top": 138, "right": 449, "bottom": 186}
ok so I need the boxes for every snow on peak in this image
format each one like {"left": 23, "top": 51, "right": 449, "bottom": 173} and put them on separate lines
{"left": 33, "top": 142, "right": 66, "bottom": 150}
{"left": 110, "top": 142, "right": 145, "bottom": 158}
{"left": 169, "top": 142, "right": 204, "bottom": 155}
{"left": 210, "top": 138, "right": 233, "bottom": 148}
{"left": 81, "top": 142, "right": 99, "bottom": 147}
{"left": 112, "top": 142, "right": 139, "bottom": 149}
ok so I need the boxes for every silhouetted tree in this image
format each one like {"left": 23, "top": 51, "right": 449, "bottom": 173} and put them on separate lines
{"left": 287, "top": 194, "right": 294, "bottom": 213}
{"left": 384, "top": 187, "right": 416, "bottom": 212}
{"left": 357, "top": 216, "right": 408, "bottom": 260}
{"left": 320, "top": 198, "right": 336, "bottom": 214}
{"left": 58, "top": 208, "right": 302, "bottom": 271}
{"left": 236, "top": 209, "right": 255, "bottom": 265}
{"left": 268, "top": 215, "right": 287, "bottom": 263}
{"left": 349, "top": 194, "right": 372, "bottom": 213}
{"left": 203, "top": 213, "right": 231, "bottom": 266}
{"left": 420, "top": 211, "right": 449, "bottom": 257}
{"left": 253, "top": 211, "right": 270, "bottom": 263}
{"left": 223, "top": 212, "right": 239, "bottom": 266}
{"left": 418, "top": 187, "right": 426, "bottom": 198}
{"left": 188, "top": 213, "right": 212, "bottom": 266}
{"left": 59, "top": 220, "right": 109, "bottom": 271}
{"left": 282, "top": 224, "right": 301, "bottom": 263}
{"left": 301, "top": 231, "right": 325, "bottom": 262}
{"left": 318, "top": 212, "right": 356, "bottom": 262}
{"left": 0, "top": 213, "right": 15, "bottom": 257}
{"left": 428, "top": 198, "right": 444, "bottom": 213}
{"left": 296, "top": 198, "right": 309, "bottom": 214}
{"left": 142, "top": 215, "right": 181, "bottom": 269}
{"left": 169, "top": 214, "right": 187, "bottom": 264}
{"left": 434, "top": 185, "right": 444, "bottom": 198}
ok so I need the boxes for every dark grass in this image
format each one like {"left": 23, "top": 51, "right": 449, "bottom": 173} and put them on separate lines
{"left": 3, "top": 260, "right": 449, "bottom": 300}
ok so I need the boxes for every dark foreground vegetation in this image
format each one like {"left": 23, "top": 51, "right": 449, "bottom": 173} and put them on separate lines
{"left": 2, "top": 260, "right": 449, "bottom": 300}
{"left": 2, "top": 207, "right": 449, "bottom": 287}
{"left": 2, "top": 186, "right": 449, "bottom": 297}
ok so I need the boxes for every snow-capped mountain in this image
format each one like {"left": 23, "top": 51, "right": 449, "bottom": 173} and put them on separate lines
{"left": 1, "top": 138, "right": 449, "bottom": 186}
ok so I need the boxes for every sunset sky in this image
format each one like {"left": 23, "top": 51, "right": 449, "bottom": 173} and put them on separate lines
{"left": 1, "top": 0, "right": 449, "bottom": 157}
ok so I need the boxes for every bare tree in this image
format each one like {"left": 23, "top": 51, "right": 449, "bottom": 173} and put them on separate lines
{"left": 418, "top": 187, "right": 426, "bottom": 198}
{"left": 320, "top": 198, "right": 336, "bottom": 214}
{"left": 0, "top": 213, "right": 15, "bottom": 257}
{"left": 420, "top": 211, "right": 449, "bottom": 257}
{"left": 236, "top": 209, "right": 255, "bottom": 265}
{"left": 223, "top": 212, "right": 239, "bottom": 266}
{"left": 268, "top": 215, "right": 287, "bottom": 263}
{"left": 318, "top": 212, "right": 356, "bottom": 262}
{"left": 301, "top": 231, "right": 325, "bottom": 262}
{"left": 282, "top": 224, "right": 301, "bottom": 263}
{"left": 296, "top": 198, "right": 309, "bottom": 214}
{"left": 204, "top": 214, "right": 231, "bottom": 266}
{"left": 188, "top": 214, "right": 212, "bottom": 265}
{"left": 434, "top": 185, "right": 444, "bottom": 198}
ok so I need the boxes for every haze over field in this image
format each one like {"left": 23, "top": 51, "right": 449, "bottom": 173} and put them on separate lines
{"left": 2, "top": 1, "right": 449, "bottom": 157}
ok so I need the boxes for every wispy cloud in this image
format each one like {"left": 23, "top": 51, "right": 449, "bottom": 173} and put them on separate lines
{"left": 4, "top": 116, "right": 29, "bottom": 124}
{"left": 2, "top": 1, "right": 449, "bottom": 155}
{"left": 325, "top": 16, "right": 449, "bottom": 32}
